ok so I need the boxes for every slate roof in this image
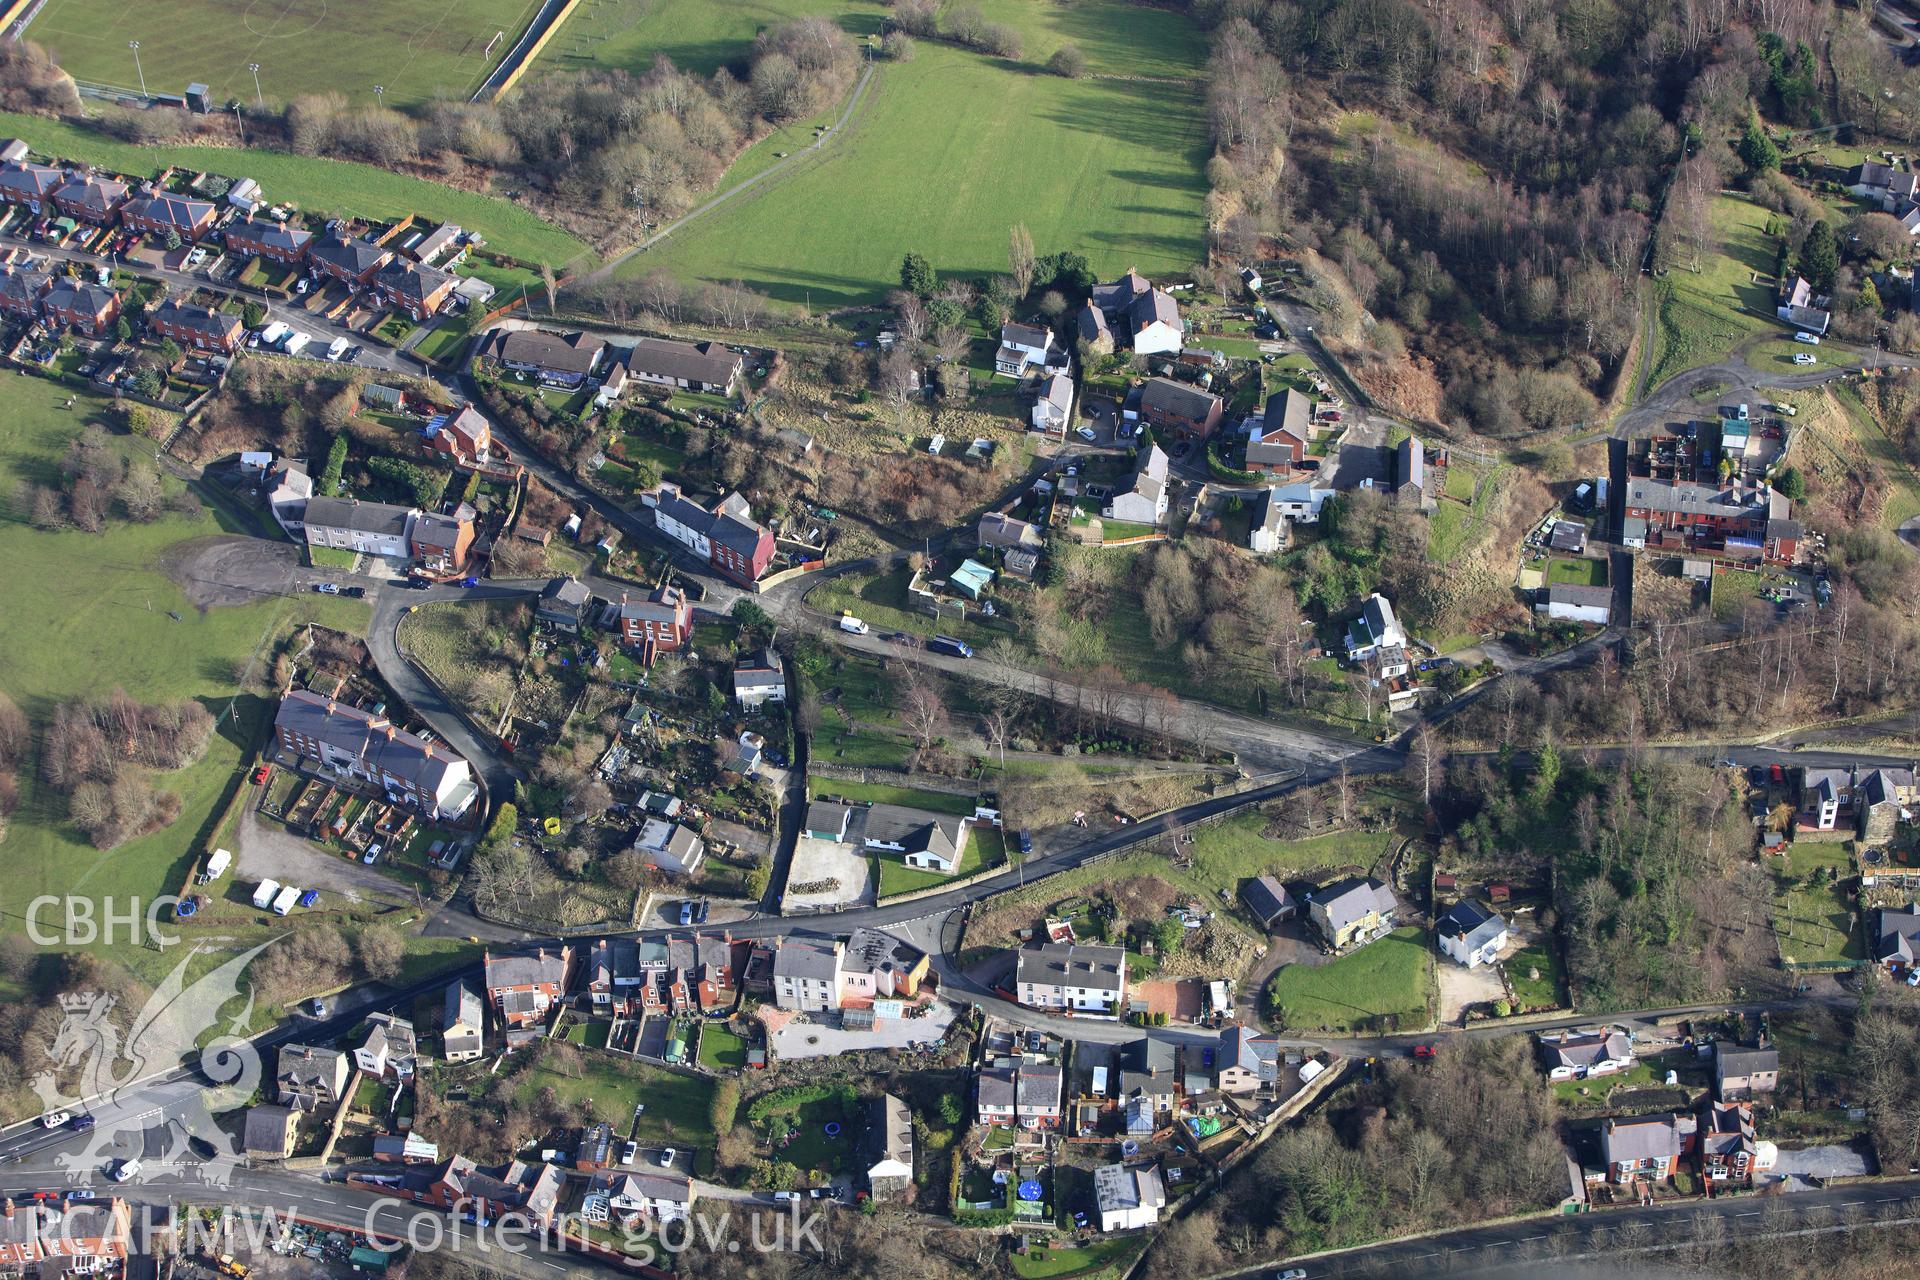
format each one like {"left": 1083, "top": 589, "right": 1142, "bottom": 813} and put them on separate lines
{"left": 1017, "top": 942, "right": 1126, "bottom": 994}
{"left": 302, "top": 496, "right": 412, "bottom": 538}
{"left": 1128, "top": 287, "right": 1182, "bottom": 334}
{"left": 227, "top": 219, "right": 312, "bottom": 256}
{"left": 1877, "top": 902, "right": 1920, "bottom": 964}
{"left": 805, "top": 800, "right": 852, "bottom": 840}
{"left": 1310, "top": 876, "right": 1398, "bottom": 933}
{"left": 126, "top": 192, "right": 215, "bottom": 229}
{"left": 485, "top": 948, "right": 568, "bottom": 989}
{"left": 1077, "top": 303, "right": 1111, "bottom": 343}
{"left": 376, "top": 258, "right": 456, "bottom": 307}
{"left": 1240, "top": 874, "right": 1296, "bottom": 927}
{"left": 844, "top": 926, "right": 924, "bottom": 976}
{"left": 274, "top": 689, "right": 468, "bottom": 796}
{"left": 243, "top": 1103, "right": 296, "bottom": 1154}
{"left": 733, "top": 647, "right": 785, "bottom": 691}
{"left": 625, "top": 335, "right": 741, "bottom": 386}
{"left": 310, "top": 233, "right": 391, "bottom": 276}
{"left": 52, "top": 175, "right": 127, "bottom": 215}
{"left": 773, "top": 937, "right": 842, "bottom": 982}
{"left": 1603, "top": 1113, "right": 1695, "bottom": 1164}
{"left": 979, "top": 512, "right": 1044, "bottom": 550}
{"left": 1220, "top": 1026, "right": 1280, "bottom": 1081}
{"left": 489, "top": 328, "right": 606, "bottom": 376}
{"left": 0, "top": 160, "right": 62, "bottom": 200}
{"left": 1714, "top": 1043, "right": 1780, "bottom": 1082}
{"left": 44, "top": 281, "right": 118, "bottom": 316}
{"left": 862, "top": 803, "right": 966, "bottom": 861}
{"left": 1138, "top": 376, "right": 1219, "bottom": 423}
{"left": 1437, "top": 899, "right": 1507, "bottom": 953}
{"left": 153, "top": 299, "right": 242, "bottom": 342}
{"left": 1624, "top": 477, "right": 1773, "bottom": 520}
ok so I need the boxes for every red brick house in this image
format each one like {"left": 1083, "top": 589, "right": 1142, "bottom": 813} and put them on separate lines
{"left": 122, "top": 192, "right": 218, "bottom": 242}
{"left": 374, "top": 257, "right": 457, "bottom": 320}
{"left": 1246, "top": 388, "right": 1309, "bottom": 474}
{"left": 483, "top": 947, "right": 571, "bottom": 1049}
{"left": 42, "top": 281, "right": 121, "bottom": 335}
{"left": 408, "top": 504, "right": 476, "bottom": 574}
{"left": 310, "top": 232, "right": 392, "bottom": 286}
{"left": 1136, "top": 377, "right": 1224, "bottom": 441}
{"left": 225, "top": 218, "right": 312, "bottom": 264}
{"left": 150, "top": 299, "right": 243, "bottom": 354}
{"left": 0, "top": 161, "right": 63, "bottom": 213}
{"left": 51, "top": 174, "right": 130, "bottom": 224}
{"left": 610, "top": 585, "right": 693, "bottom": 657}
{"left": 1621, "top": 477, "right": 1801, "bottom": 566}
{"left": 0, "top": 263, "right": 51, "bottom": 319}
{"left": 423, "top": 405, "right": 492, "bottom": 466}
{"left": 651, "top": 485, "right": 776, "bottom": 585}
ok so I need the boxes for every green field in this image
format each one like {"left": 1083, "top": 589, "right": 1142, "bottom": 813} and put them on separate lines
{"left": 0, "top": 112, "right": 589, "bottom": 267}
{"left": 26, "top": 0, "right": 540, "bottom": 109}
{"left": 808, "top": 779, "right": 976, "bottom": 815}
{"left": 1265, "top": 927, "right": 1433, "bottom": 1034}
{"left": 0, "top": 376, "right": 371, "bottom": 987}
{"left": 1191, "top": 817, "right": 1399, "bottom": 901}
{"left": 1648, "top": 195, "right": 1778, "bottom": 388}
{"left": 629, "top": 35, "right": 1209, "bottom": 307}
{"left": 1771, "top": 845, "right": 1861, "bottom": 967}
{"left": 1505, "top": 940, "right": 1565, "bottom": 1011}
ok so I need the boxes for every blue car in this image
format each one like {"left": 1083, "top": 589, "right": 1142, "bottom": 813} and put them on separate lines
{"left": 459, "top": 576, "right": 480, "bottom": 588}
{"left": 1017, "top": 829, "right": 1034, "bottom": 856}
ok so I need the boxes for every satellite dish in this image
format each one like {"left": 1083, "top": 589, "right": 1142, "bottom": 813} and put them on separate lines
{"left": 1017, "top": 1181, "right": 1043, "bottom": 1202}
{"left": 1121, "top": 1139, "right": 1139, "bottom": 1157}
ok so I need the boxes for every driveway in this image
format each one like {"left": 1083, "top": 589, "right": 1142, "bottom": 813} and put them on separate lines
{"left": 1436, "top": 957, "right": 1505, "bottom": 1025}
{"left": 1764, "top": 1141, "right": 1876, "bottom": 1190}
{"left": 783, "top": 835, "right": 874, "bottom": 911}
{"left": 232, "top": 808, "right": 417, "bottom": 904}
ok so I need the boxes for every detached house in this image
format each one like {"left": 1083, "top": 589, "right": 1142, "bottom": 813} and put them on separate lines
{"left": 1215, "top": 1026, "right": 1281, "bottom": 1093}
{"left": 422, "top": 405, "right": 492, "bottom": 467}
{"left": 1032, "top": 371, "right": 1074, "bottom": 433}
{"left": 121, "top": 192, "right": 218, "bottom": 242}
{"left": 484, "top": 947, "right": 572, "bottom": 1048}
{"left": 1344, "top": 593, "right": 1409, "bottom": 677}
{"left": 355, "top": 1013, "right": 417, "bottom": 1080}
{"left": 1714, "top": 1041, "right": 1779, "bottom": 1101}
{"left": 273, "top": 689, "right": 478, "bottom": 820}
{"left": 1136, "top": 377, "right": 1222, "bottom": 441}
{"left": 1094, "top": 1162, "right": 1167, "bottom": 1232}
{"left": 1602, "top": 1112, "right": 1696, "bottom": 1184}
{"left": 442, "top": 981, "right": 485, "bottom": 1062}
{"left": 1104, "top": 443, "right": 1170, "bottom": 527}
{"left": 1436, "top": 899, "right": 1508, "bottom": 968}
{"left": 608, "top": 586, "right": 693, "bottom": 658}
{"left": 1118, "top": 1037, "right": 1177, "bottom": 1115}
{"left": 482, "top": 328, "right": 606, "bottom": 388}
{"left": 536, "top": 576, "right": 594, "bottom": 633}
{"left": 995, "top": 322, "right": 1059, "bottom": 378}
{"left": 862, "top": 803, "right": 970, "bottom": 874}
{"left": 225, "top": 218, "right": 312, "bottom": 264}
{"left": 732, "top": 648, "right": 786, "bottom": 708}
{"left": 150, "top": 299, "right": 244, "bottom": 354}
{"left": 1875, "top": 902, "right": 1920, "bottom": 970}
{"left": 1015, "top": 942, "right": 1127, "bottom": 1013}
{"left": 275, "top": 1044, "right": 348, "bottom": 1112}
{"left": 633, "top": 818, "right": 705, "bottom": 876}
{"left": 624, "top": 335, "right": 743, "bottom": 395}
{"left": 42, "top": 280, "right": 121, "bottom": 335}
{"left": 1538, "top": 1028, "right": 1635, "bottom": 1080}
{"left": 51, "top": 174, "right": 129, "bottom": 224}
{"left": 1306, "top": 876, "right": 1398, "bottom": 951}
{"left": 1848, "top": 161, "right": 1920, "bottom": 209}
{"left": 309, "top": 232, "right": 393, "bottom": 286}
{"left": 1246, "top": 389, "right": 1309, "bottom": 474}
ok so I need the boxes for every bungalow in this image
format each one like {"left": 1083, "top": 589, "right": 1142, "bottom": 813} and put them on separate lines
{"left": 51, "top": 174, "right": 129, "bottom": 224}
{"left": 1714, "top": 1041, "right": 1780, "bottom": 1101}
{"left": 995, "top": 322, "right": 1059, "bottom": 378}
{"left": 225, "top": 218, "right": 312, "bottom": 264}
{"left": 1094, "top": 1162, "right": 1167, "bottom": 1232}
{"left": 0, "top": 262, "right": 50, "bottom": 318}
{"left": 732, "top": 648, "right": 787, "bottom": 708}
{"left": 1875, "top": 902, "right": 1920, "bottom": 969}
{"left": 863, "top": 1095, "right": 914, "bottom": 1200}
{"left": 1104, "top": 443, "right": 1170, "bottom": 526}
{"left": 1344, "top": 593, "right": 1410, "bottom": 678}
{"left": 1848, "top": 162, "right": 1920, "bottom": 208}
{"left": 1537, "top": 1028, "right": 1635, "bottom": 1081}
{"left": 1137, "top": 377, "right": 1222, "bottom": 440}
{"left": 624, "top": 335, "right": 744, "bottom": 395}
{"left": 771, "top": 937, "right": 845, "bottom": 1012}
{"left": 1306, "top": 876, "right": 1398, "bottom": 951}
{"left": 309, "top": 233, "right": 393, "bottom": 286}
{"left": 1239, "top": 874, "right": 1297, "bottom": 930}
{"left": 1015, "top": 942, "right": 1126, "bottom": 1013}
{"left": 1215, "top": 1025, "right": 1281, "bottom": 1093}
{"left": 121, "top": 192, "right": 218, "bottom": 242}
{"left": 1777, "top": 302, "right": 1831, "bottom": 335}
{"left": 275, "top": 1044, "right": 348, "bottom": 1112}
{"left": 863, "top": 803, "right": 969, "bottom": 873}
{"left": 1032, "top": 371, "right": 1074, "bottom": 433}
{"left": 483, "top": 328, "right": 607, "bottom": 388}
{"left": 0, "top": 160, "right": 63, "bottom": 212}
{"left": 484, "top": 947, "right": 571, "bottom": 1048}
{"left": 1602, "top": 1112, "right": 1696, "bottom": 1184}
{"left": 607, "top": 586, "right": 693, "bottom": 656}
{"left": 1127, "top": 288, "right": 1184, "bottom": 355}
{"left": 584, "top": 1170, "right": 695, "bottom": 1226}
{"left": 272, "top": 688, "right": 478, "bottom": 820}
{"left": 375, "top": 258, "right": 458, "bottom": 320}
{"left": 149, "top": 299, "right": 244, "bottom": 354}
{"left": 422, "top": 405, "right": 492, "bottom": 466}
{"left": 1249, "top": 488, "right": 1289, "bottom": 555}
{"left": 649, "top": 483, "right": 776, "bottom": 585}
{"left": 42, "top": 280, "right": 121, "bottom": 335}
{"left": 634, "top": 818, "right": 705, "bottom": 876}
{"left": 1436, "top": 899, "right": 1508, "bottom": 968}
{"left": 442, "top": 981, "right": 485, "bottom": 1062}
{"left": 1246, "top": 389, "right": 1309, "bottom": 473}
{"left": 242, "top": 1104, "right": 300, "bottom": 1160}
{"left": 842, "top": 926, "right": 930, "bottom": 1001}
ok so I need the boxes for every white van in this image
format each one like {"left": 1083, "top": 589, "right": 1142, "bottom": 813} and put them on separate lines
{"left": 270, "top": 885, "right": 300, "bottom": 916}
{"left": 281, "top": 332, "right": 309, "bottom": 357}
{"left": 839, "top": 615, "right": 869, "bottom": 635}
{"left": 1793, "top": 332, "right": 1821, "bottom": 346}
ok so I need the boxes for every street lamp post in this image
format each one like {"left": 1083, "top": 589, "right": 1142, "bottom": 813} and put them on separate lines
{"left": 248, "top": 63, "right": 263, "bottom": 111}
{"left": 231, "top": 102, "right": 245, "bottom": 145}
{"left": 128, "top": 41, "right": 146, "bottom": 97}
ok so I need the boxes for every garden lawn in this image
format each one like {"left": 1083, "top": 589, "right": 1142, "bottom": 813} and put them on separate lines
{"left": 810, "top": 779, "right": 975, "bottom": 815}
{"left": 514, "top": 1057, "right": 716, "bottom": 1147}
{"left": 25, "top": 0, "right": 540, "bottom": 109}
{"left": 1771, "top": 845, "right": 1861, "bottom": 967}
{"left": 0, "top": 112, "right": 589, "bottom": 266}
{"left": 628, "top": 38, "right": 1208, "bottom": 307}
{"left": 1648, "top": 196, "right": 1778, "bottom": 389}
{"left": 1504, "top": 940, "right": 1565, "bottom": 1011}
{"left": 1190, "top": 817, "right": 1400, "bottom": 900}
{"left": 413, "top": 322, "right": 477, "bottom": 368}
{"left": 696, "top": 1022, "right": 747, "bottom": 1070}
{"left": 1427, "top": 463, "right": 1503, "bottom": 564}
{"left": 877, "top": 827, "right": 1006, "bottom": 897}
{"left": 1545, "top": 557, "right": 1607, "bottom": 587}
{"left": 0, "top": 376, "right": 373, "bottom": 988}
{"left": 307, "top": 544, "right": 357, "bottom": 569}
{"left": 1266, "top": 927, "right": 1432, "bottom": 1034}
{"left": 811, "top": 708, "right": 914, "bottom": 768}
{"left": 1011, "top": 1238, "right": 1139, "bottom": 1280}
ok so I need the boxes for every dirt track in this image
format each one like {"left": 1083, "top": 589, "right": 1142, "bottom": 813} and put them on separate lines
{"left": 160, "top": 536, "right": 303, "bottom": 610}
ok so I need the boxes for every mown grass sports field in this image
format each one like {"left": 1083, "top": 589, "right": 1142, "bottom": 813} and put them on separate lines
{"left": 25, "top": 0, "right": 541, "bottom": 109}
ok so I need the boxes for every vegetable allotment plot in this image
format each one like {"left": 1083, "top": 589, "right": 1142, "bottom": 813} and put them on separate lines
{"left": 27, "top": 0, "right": 542, "bottom": 108}
{"left": 629, "top": 40, "right": 1210, "bottom": 308}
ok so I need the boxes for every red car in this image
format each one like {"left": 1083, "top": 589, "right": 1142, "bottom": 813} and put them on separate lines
{"left": 1411, "top": 1044, "right": 1437, "bottom": 1060}
{"left": 251, "top": 764, "right": 272, "bottom": 785}
{"left": 1769, "top": 764, "right": 1785, "bottom": 785}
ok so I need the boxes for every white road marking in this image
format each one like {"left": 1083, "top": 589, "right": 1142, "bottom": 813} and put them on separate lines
{"left": 539, "top": 1263, "right": 565, "bottom": 1273}
{"left": 1736, "top": 1211, "right": 1760, "bottom": 1217}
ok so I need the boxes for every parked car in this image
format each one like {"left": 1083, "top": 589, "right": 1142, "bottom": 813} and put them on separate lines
{"left": 622, "top": 1141, "right": 638, "bottom": 1165}
{"left": 459, "top": 576, "right": 480, "bottom": 588}
{"left": 1793, "top": 353, "right": 1815, "bottom": 365}
{"left": 107, "top": 1159, "right": 140, "bottom": 1183}
{"left": 251, "top": 765, "right": 272, "bottom": 785}
{"left": 1076, "top": 425, "right": 1097, "bottom": 442}
{"left": 1017, "top": 829, "right": 1034, "bottom": 856}
{"left": 341, "top": 586, "right": 365, "bottom": 598}
{"left": 41, "top": 1110, "right": 72, "bottom": 1130}
{"left": 1793, "top": 331, "right": 1821, "bottom": 345}
{"left": 678, "top": 900, "right": 695, "bottom": 926}
{"left": 70, "top": 1114, "right": 96, "bottom": 1132}
{"left": 311, "top": 582, "right": 340, "bottom": 594}
{"left": 1072, "top": 1211, "right": 1090, "bottom": 1229}
{"left": 362, "top": 842, "right": 383, "bottom": 865}
{"left": 309, "top": 998, "right": 328, "bottom": 1018}
{"left": 659, "top": 1148, "right": 677, "bottom": 1168}
{"left": 1411, "top": 1044, "right": 1436, "bottom": 1060}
